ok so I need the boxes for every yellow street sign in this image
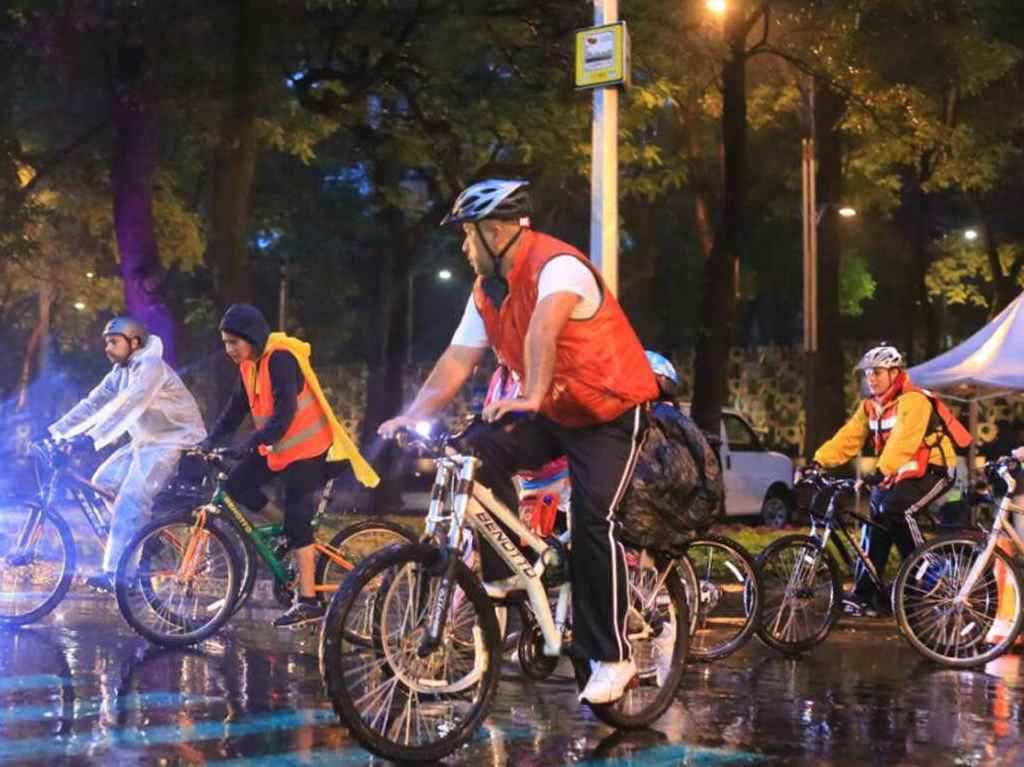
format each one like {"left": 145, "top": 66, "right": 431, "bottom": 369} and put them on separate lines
{"left": 575, "top": 21, "right": 630, "bottom": 90}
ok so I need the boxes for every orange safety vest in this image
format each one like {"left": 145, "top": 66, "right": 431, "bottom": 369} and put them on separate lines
{"left": 863, "top": 381, "right": 970, "bottom": 484}
{"left": 474, "top": 229, "right": 657, "bottom": 428}
{"left": 240, "top": 345, "right": 332, "bottom": 471}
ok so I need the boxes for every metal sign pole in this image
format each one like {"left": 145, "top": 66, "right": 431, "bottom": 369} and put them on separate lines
{"left": 590, "top": 0, "right": 619, "bottom": 296}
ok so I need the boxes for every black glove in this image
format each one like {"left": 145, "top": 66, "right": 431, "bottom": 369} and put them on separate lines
{"left": 861, "top": 468, "right": 885, "bottom": 487}
{"left": 69, "top": 434, "right": 95, "bottom": 453}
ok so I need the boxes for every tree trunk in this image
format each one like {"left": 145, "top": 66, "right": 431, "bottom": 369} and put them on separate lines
{"left": 206, "top": 0, "right": 263, "bottom": 308}
{"left": 359, "top": 226, "right": 409, "bottom": 513}
{"left": 803, "top": 80, "right": 846, "bottom": 458}
{"left": 111, "top": 39, "right": 178, "bottom": 365}
{"left": 16, "top": 286, "right": 53, "bottom": 411}
{"left": 691, "top": 14, "right": 746, "bottom": 435}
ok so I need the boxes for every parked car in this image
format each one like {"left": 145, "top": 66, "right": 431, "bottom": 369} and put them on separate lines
{"left": 681, "top": 403, "right": 796, "bottom": 527}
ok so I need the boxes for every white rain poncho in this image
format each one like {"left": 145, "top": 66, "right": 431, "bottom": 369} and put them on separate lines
{"left": 48, "top": 335, "right": 207, "bottom": 571}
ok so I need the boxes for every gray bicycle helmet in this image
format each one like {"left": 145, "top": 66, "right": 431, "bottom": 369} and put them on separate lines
{"left": 103, "top": 316, "right": 149, "bottom": 346}
{"left": 440, "top": 179, "right": 531, "bottom": 226}
{"left": 855, "top": 342, "right": 904, "bottom": 372}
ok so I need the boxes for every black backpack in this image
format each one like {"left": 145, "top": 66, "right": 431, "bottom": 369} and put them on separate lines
{"left": 617, "top": 402, "right": 724, "bottom": 554}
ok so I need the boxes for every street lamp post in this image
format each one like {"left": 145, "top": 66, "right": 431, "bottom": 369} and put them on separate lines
{"left": 590, "top": 0, "right": 620, "bottom": 295}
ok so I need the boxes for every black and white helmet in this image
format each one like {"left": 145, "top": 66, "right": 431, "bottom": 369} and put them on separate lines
{"left": 855, "top": 342, "right": 903, "bottom": 372}
{"left": 440, "top": 179, "right": 531, "bottom": 226}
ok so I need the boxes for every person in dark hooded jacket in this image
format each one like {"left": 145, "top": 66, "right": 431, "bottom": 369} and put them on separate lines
{"left": 203, "top": 304, "right": 337, "bottom": 628}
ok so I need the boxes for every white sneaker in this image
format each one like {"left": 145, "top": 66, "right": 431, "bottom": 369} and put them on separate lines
{"left": 579, "top": 658, "right": 637, "bottom": 704}
{"left": 652, "top": 615, "right": 677, "bottom": 687}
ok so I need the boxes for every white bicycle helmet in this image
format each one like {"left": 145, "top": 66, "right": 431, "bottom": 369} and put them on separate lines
{"left": 440, "top": 179, "right": 531, "bottom": 226}
{"left": 645, "top": 351, "right": 679, "bottom": 385}
{"left": 855, "top": 342, "right": 904, "bottom": 372}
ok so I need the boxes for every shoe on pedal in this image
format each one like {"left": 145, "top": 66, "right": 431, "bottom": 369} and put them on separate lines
{"left": 273, "top": 598, "right": 325, "bottom": 628}
{"left": 85, "top": 573, "right": 115, "bottom": 594}
{"left": 579, "top": 658, "right": 637, "bottom": 704}
{"left": 841, "top": 592, "right": 878, "bottom": 618}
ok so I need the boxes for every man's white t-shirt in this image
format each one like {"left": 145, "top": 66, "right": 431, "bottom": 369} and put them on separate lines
{"left": 450, "top": 255, "right": 602, "bottom": 348}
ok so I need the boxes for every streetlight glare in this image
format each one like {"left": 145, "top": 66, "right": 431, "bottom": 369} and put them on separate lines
{"left": 707, "top": 0, "right": 726, "bottom": 14}
{"left": 964, "top": 228, "right": 978, "bottom": 241}
{"left": 838, "top": 206, "right": 857, "bottom": 218}
{"left": 73, "top": 301, "right": 86, "bottom": 311}
{"left": 438, "top": 269, "right": 452, "bottom": 281}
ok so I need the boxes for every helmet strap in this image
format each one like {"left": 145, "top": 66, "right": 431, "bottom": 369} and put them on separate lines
{"left": 474, "top": 221, "right": 522, "bottom": 279}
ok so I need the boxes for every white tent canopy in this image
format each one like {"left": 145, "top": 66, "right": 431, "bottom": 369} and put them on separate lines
{"left": 909, "top": 292, "right": 1024, "bottom": 398}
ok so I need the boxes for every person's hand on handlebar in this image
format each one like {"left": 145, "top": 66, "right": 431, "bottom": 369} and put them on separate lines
{"left": 482, "top": 395, "right": 540, "bottom": 424}
{"left": 854, "top": 468, "right": 885, "bottom": 494}
{"left": 378, "top": 414, "right": 421, "bottom": 440}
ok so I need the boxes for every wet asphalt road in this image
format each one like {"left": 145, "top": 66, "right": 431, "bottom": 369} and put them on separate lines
{"left": 0, "top": 590, "right": 1021, "bottom": 767}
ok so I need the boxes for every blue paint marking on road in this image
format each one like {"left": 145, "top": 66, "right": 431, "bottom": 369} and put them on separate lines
{"left": 574, "top": 743, "right": 767, "bottom": 767}
{"left": 203, "top": 749, "right": 371, "bottom": 767}
{"left": 0, "top": 675, "right": 73, "bottom": 693}
{"left": 0, "top": 707, "right": 337, "bottom": 762}
{"left": 0, "top": 692, "right": 221, "bottom": 724}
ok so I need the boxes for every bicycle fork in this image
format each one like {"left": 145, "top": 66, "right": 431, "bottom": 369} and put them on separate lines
{"left": 419, "top": 456, "right": 477, "bottom": 658}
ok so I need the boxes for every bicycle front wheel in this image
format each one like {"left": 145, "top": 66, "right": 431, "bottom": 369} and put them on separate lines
{"left": 115, "top": 512, "right": 239, "bottom": 647}
{"left": 894, "top": 533, "right": 1024, "bottom": 668}
{"left": 681, "top": 534, "right": 762, "bottom": 661}
{"left": 756, "top": 534, "right": 841, "bottom": 655}
{"left": 319, "top": 543, "right": 501, "bottom": 764}
{"left": 0, "top": 504, "right": 75, "bottom": 626}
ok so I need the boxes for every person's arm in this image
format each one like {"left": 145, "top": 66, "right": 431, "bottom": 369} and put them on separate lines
{"left": 243, "top": 351, "right": 299, "bottom": 451}
{"left": 378, "top": 344, "right": 487, "bottom": 437}
{"left": 48, "top": 370, "right": 119, "bottom": 440}
{"left": 71, "top": 359, "right": 168, "bottom": 449}
{"left": 204, "top": 378, "right": 250, "bottom": 445}
{"left": 812, "top": 406, "right": 870, "bottom": 468}
{"left": 878, "top": 392, "right": 932, "bottom": 476}
{"left": 482, "top": 291, "right": 579, "bottom": 422}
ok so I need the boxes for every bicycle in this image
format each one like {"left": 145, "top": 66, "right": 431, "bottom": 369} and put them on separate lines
{"left": 114, "top": 448, "right": 416, "bottom": 647}
{"left": 319, "top": 425, "right": 690, "bottom": 763}
{"left": 0, "top": 440, "right": 204, "bottom": 626}
{"left": 892, "top": 456, "right": 1024, "bottom": 668}
{"left": 756, "top": 466, "right": 939, "bottom": 655}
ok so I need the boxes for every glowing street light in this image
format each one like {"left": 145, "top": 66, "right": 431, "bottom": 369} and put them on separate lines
{"left": 73, "top": 301, "right": 86, "bottom": 311}
{"left": 85, "top": 271, "right": 94, "bottom": 279}
{"left": 438, "top": 269, "right": 452, "bottom": 281}
{"left": 838, "top": 206, "right": 857, "bottom": 218}
{"left": 964, "top": 228, "right": 978, "bottom": 241}
{"left": 707, "top": 0, "right": 726, "bottom": 14}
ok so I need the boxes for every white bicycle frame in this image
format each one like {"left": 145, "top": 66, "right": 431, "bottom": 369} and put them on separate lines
{"left": 952, "top": 466, "right": 1024, "bottom": 604}
{"left": 423, "top": 453, "right": 572, "bottom": 657}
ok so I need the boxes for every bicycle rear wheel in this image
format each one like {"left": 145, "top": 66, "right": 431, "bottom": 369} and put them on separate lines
{"left": 0, "top": 504, "right": 75, "bottom": 626}
{"left": 756, "top": 534, "right": 841, "bottom": 655}
{"left": 681, "top": 534, "right": 762, "bottom": 661}
{"left": 578, "top": 553, "right": 689, "bottom": 729}
{"left": 319, "top": 543, "right": 501, "bottom": 763}
{"left": 115, "top": 512, "right": 239, "bottom": 647}
{"left": 894, "top": 533, "right": 1024, "bottom": 668}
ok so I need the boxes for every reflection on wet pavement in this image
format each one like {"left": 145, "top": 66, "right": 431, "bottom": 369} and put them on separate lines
{"left": 0, "top": 595, "right": 1021, "bottom": 766}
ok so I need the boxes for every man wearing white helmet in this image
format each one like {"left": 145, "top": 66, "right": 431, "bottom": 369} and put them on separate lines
{"left": 380, "top": 179, "right": 658, "bottom": 704}
{"left": 47, "top": 317, "right": 207, "bottom": 592}
{"left": 809, "top": 342, "right": 967, "bottom": 615}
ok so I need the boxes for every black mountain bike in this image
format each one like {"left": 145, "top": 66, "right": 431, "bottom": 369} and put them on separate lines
{"left": 756, "top": 466, "right": 940, "bottom": 655}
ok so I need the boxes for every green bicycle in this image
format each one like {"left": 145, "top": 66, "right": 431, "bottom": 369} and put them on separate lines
{"left": 114, "top": 448, "right": 415, "bottom": 647}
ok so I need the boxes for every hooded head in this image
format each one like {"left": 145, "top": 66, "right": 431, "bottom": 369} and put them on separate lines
{"left": 219, "top": 304, "right": 270, "bottom": 364}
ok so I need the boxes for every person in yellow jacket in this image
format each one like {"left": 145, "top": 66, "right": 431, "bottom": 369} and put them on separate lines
{"left": 202, "top": 304, "right": 379, "bottom": 628}
{"left": 810, "top": 343, "right": 957, "bottom": 616}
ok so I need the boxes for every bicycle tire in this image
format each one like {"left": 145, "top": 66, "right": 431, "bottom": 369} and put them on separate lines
{"left": 893, "top": 532, "right": 1024, "bottom": 668}
{"left": 115, "top": 512, "right": 240, "bottom": 647}
{"left": 756, "top": 534, "right": 842, "bottom": 655}
{"left": 681, "top": 533, "right": 762, "bottom": 661}
{"left": 319, "top": 542, "right": 501, "bottom": 763}
{"left": 314, "top": 519, "right": 417, "bottom": 592}
{"left": 0, "top": 505, "right": 76, "bottom": 626}
{"left": 572, "top": 560, "right": 689, "bottom": 729}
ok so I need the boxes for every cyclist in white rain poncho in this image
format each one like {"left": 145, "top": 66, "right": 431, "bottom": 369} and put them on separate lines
{"left": 47, "top": 318, "right": 207, "bottom": 589}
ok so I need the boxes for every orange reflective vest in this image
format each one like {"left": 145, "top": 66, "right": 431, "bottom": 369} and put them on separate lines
{"left": 240, "top": 344, "right": 332, "bottom": 471}
{"left": 474, "top": 229, "right": 657, "bottom": 428}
